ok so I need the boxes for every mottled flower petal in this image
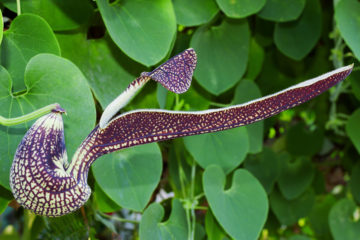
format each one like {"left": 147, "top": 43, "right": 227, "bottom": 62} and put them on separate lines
{"left": 142, "top": 48, "right": 197, "bottom": 94}
{"left": 10, "top": 110, "right": 91, "bottom": 217}
{"left": 99, "top": 48, "right": 197, "bottom": 128}
{"left": 69, "top": 64, "right": 353, "bottom": 177}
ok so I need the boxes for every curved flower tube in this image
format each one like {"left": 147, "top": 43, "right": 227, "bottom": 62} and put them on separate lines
{"left": 10, "top": 48, "right": 353, "bottom": 217}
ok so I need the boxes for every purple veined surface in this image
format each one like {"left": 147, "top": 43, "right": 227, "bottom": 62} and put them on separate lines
{"left": 9, "top": 47, "right": 353, "bottom": 216}
{"left": 99, "top": 48, "right": 197, "bottom": 129}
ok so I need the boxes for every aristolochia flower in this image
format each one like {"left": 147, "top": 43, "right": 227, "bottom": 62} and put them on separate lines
{"left": 10, "top": 49, "right": 353, "bottom": 217}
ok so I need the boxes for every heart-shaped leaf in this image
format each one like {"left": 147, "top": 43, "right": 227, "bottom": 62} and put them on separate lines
{"left": 278, "top": 156, "right": 315, "bottom": 200}
{"left": 191, "top": 18, "right": 250, "bottom": 95}
{"left": 257, "top": 0, "right": 306, "bottom": 22}
{"left": 216, "top": 0, "right": 265, "bottom": 18}
{"left": 245, "top": 39, "right": 265, "bottom": 80}
{"left": 335, "top": 0, "right": 360, "bottom": 61}
{"left": 308, "top": 195, "right": 336, "bottom": 240}
{"left": 184, "top": 127, "right": 249, "bottom": 174}
{"left": 2, "top": 0, "right": 93, "bottom": 31}
{"left": 93, "top": 183, "right": 121, "bottom": 213}
{"left": 329, "top": 198, "right": 360, "bottom": 240}
{"left": 92, "top": 143, "right": 162, "bottom": 212}
{"left": 203, "top": 166, "right": 268, "bottom": 240}
{"left": 232, "top": 79, "right": 263, "bottom": 154}
{"left": 346, "top": 109, "right": 360, "bottom": 154}
{"left": 56, "top": 31, "right": 144, "bottom": 108}
{"left": 244, "top": 147, "right": 281, "bottom": 193}
{"left": 270, "top": 188, "right": 315, "bottom": 225}
{"left": 0, "top": 14, "right": 60, "bottom": 91}
{"left": 96, "top": 0, "right": 176, "bottom": 66}
{"left": 173, "top": 0, "right": 219, "bottom": 26}
{"left": 139, "top": 199, "right": 188, "bottom": 239}
{"left": 274, "top": 0, "right": 322, "bottom": 60}
{"left": 0, "top": 54, "right": 96, "bottom": 189}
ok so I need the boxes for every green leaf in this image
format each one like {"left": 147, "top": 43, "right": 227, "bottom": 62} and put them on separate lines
{"left": 96, "top": 0, "right": 176, "bottom": 66}
{"left": 180, "top": 87, "right": 211, "bottom": 111}
{"left": 139, "top": 199, "right": 188, "bottom": 239}
{"left": 184, "top": 127, "right": 249, "bottom": 174}
{"left": 1, "top": 0, "right": 93, "bottom": 31}
{"left": 92, "top": 143, "right": 162, "bottom": 212}
{"left": 257, "top": 0, "right": 306, "bottom": 22}
{"left": 191, "top": 19, "right": 250, "bottom": 95}
{"left": 274, "top": 0, "right": 322, "bottom": 60}
{"left": 56, "top": 31, "right": 144, "bottom": 108}
{"left": 286, "top": 122, "right": 324, "bottom": 156}
{"left": 335, "top": 0, "right": 360, "bottom": 61}
{"left": 203, "top": 166, "right": 268, "bottom": 240}
{"left": 173, "top": 0, "right": 219, "bottom": 26}
{"left": 245, "top": 39, "right": 265, "bottom": 80}
{"left": 308, "top": 195, "right": 336, "bottom": 240}
{"left": 350, "top": 162, "right": 360, "bottom": 204}
{"left": 346, "top": 109, "right": 360, "bottom": 154}
{"left": 93, "top": 183, "right": 121, "bottom": 213}
{"left": 195, "top": 223, "right": 206, "bottom": 240}
{"left": 0, "top": 54, "right": 96, "bottom": 189}
{"left": 270, "top": 188, "right": 315, "bottom": 225}
{"left": 329, "top": 198, "right": 360, "bottom": 240}
{"left": 0, "top": 14, "right": 60, "bottom": 91}
{"left": 349, "top": 71, "right": 360, "bottom": 101}
{"left": 278, "top": 156, "right": 315, "bottom": 200}
{"left": 232, "top": 79, "right": 263, "bottom": 153}
{"left": 0, "top": 196, "right": 10, "bottom": 214}
{"left": 216, "top": 0, "right": 266, "bottom": 18}
{"left": 244, "top": 147, "right": 281, "bottom": 193}
{"left": 205, "top": 210, "right": 227, "bottom": 240}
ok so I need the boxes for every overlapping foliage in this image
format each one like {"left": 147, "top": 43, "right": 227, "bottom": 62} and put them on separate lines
{"left": 0, "top": 0, "right": 360, "bottom": 239}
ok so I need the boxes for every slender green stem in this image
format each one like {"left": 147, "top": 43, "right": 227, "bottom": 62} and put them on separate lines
{"left": 176, "top": 149, "right": 187, "bottom": 198}
{"left": 190, "top": 159, "right": 196, "bottom": 240}
{"left": 16, "top": 0, "right": 21, "bottom": 15}
{"left": 0, "top": 103, "right": 61, "bottom": 126}
{"left": 185, "top": 206, "right": 192, "bottom": 240}
{"left": 98, "top": 211, "right": 139, "bottom": 224}
{"left": 22, "top": 210, "right": 36, "bottom": 240}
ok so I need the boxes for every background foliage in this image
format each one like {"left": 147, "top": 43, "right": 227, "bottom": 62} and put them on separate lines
{"left": 0, "top": 0, "right": 360, "bottom": 239}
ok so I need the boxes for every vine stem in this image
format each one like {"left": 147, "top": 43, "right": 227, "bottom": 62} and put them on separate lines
{"left": 0, "top": 103, "right": 61, "bottom": 126}
{"left": 22, "top": 210, "right": 36, "bottom": 240}
{"left": 16, "top": 0, "right": 21, "bottom": 15}
{"left": 190, "top": 159, "right": 196, "bottom": 240}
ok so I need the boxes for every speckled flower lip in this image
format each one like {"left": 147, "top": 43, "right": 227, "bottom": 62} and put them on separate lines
{"left": 9, "top": 48, "right": 353, "bottom": 217}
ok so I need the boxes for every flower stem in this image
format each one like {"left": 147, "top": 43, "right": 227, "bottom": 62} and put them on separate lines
{"left": 0, "top": 103, "right": 61, "bottom": 126}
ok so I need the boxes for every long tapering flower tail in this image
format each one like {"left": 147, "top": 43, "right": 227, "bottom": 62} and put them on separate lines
{"left": 99, "top": 48, "right": 197, "bottom": 128}
{"left": 73, "top": 64, "right": 353, "bottom": 170}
